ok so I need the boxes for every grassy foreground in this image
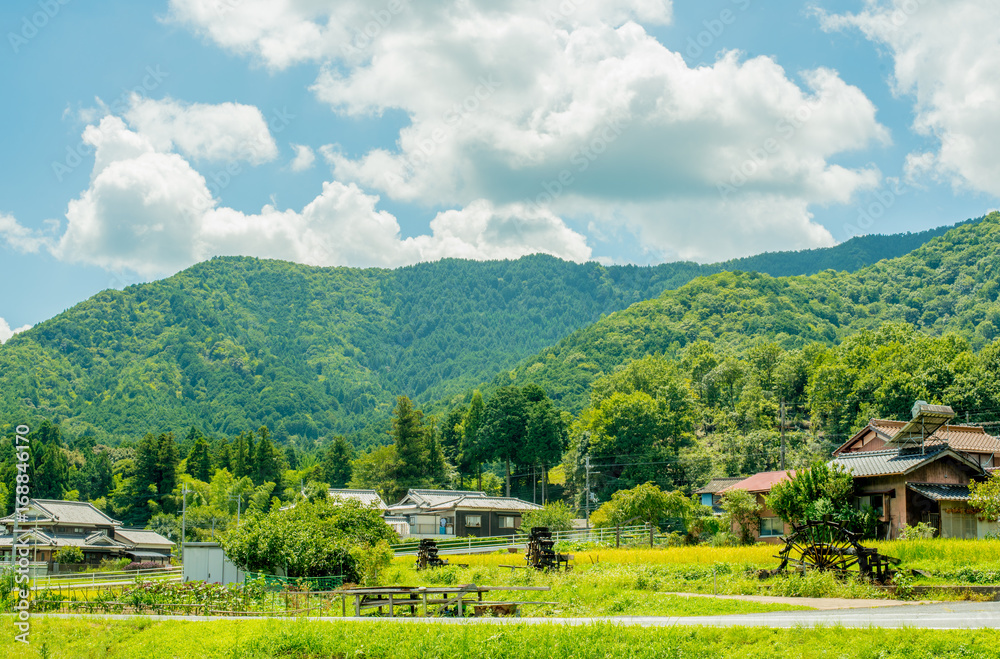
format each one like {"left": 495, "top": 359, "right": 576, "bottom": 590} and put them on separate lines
{"left": 15, "top": 618, "right": 1000, "bottom": 658}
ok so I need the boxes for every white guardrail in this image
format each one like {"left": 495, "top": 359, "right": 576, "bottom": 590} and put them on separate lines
{"left": 33, "top": 566, "right": 183, "bottom": 589}
{"left": 391, "top": 524, "right": 651, "bottom": 556}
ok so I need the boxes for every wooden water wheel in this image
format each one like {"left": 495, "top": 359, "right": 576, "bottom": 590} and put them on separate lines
{"left": 769, "top": 520, "right": 898, "bottom": 584}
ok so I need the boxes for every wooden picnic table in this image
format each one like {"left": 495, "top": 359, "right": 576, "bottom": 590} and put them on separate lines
{"left": 332, "top": 584, "right": 552, "bottom": 618}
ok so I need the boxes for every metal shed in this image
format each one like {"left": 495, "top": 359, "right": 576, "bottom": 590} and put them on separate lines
{"left": 182, "top": 542, "right": 245, "bottom": 585}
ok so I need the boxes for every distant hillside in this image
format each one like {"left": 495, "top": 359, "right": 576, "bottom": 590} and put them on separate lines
{"left": 508, "top": 213, "right": 1000, "bottom": 412}
{"left": 0, "top": 217, "right": 977, "bottom": 446}
{"left": 715, "top": 220, "right": 977, "bottom": 277}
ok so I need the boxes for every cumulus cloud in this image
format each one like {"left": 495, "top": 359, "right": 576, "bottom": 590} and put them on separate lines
{"left": 289, "top": 144, "right": 315, "bottom": 171}
{"left": 169, "top": 0, "right": 889, "bottom": 261}
{"left": 166, "top": 0, "right": 674, "bottom": 70}
{"left": 0, "top": 317, "right": 31, "bottom": 344}
{"left": 125, "top": 96, "right": 278, "bottom": 164}
{"left": 820, "top": 0, "right": 1000, "bottom": 197}
{"left": 0, "top": 213, "right": 53, "bottom": 253}
{"left": 5, "top": 115, "right": 590, "bottom": 277}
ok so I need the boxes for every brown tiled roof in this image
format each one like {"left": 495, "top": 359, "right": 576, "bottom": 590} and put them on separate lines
{"left": 871, "top": 419, "right": 1000, "bottom": 453}
{"left": 719, "top": 470, "right": 795, "bottom": 494}
{"left": 834, "top": 420, "right": 1000, "bottom": 456}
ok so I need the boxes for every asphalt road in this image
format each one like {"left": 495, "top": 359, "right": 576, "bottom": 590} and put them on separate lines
{"left": 41, "top": 601, "right": 1000, "bottom": 629}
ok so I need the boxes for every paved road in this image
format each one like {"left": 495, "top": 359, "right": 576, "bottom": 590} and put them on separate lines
{"left": 659, "top": 591, "right": 934, "bottom": 610}
{"left": 40, "top": 601, "right": 1000, "bottom": 629}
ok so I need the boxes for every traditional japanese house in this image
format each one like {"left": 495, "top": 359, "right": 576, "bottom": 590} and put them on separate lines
{"left": 830, "top": 403, "right": 999, "bottom": 539}
{"left": 386, "top": 489, "right": 541, "bottom": 538}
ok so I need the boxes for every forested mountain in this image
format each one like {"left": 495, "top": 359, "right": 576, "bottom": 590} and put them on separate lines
{"left": 716, "top": 220, "right": 974, "bottom": 277}
{"left": 510, "top": 212, "right": 1000, "bottom": 414}
{"left": 0, "top": 216, "right": 981, "bottom": 449}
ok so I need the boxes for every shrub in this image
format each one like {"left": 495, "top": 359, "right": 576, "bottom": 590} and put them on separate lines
{"left": 54, "top": 546, "right": 85, "bottom": 564}
{"left": 100, "top": 557, "right": 131, "bottom": 572}
{"left": 720, "top": 489, "right": 760, "bottom": 545}
{"left": 898, "top": 522, "right": 938, "bottom": 540}
{"left": 522, "top": 501, "right": 575, "bottom": 533}
{"left": 125, "top": 561, "right": 163, "bottom": 571}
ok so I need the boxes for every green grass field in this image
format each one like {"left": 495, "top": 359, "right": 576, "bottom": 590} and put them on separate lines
{"left": 15, "top": 618, "right": 1000, "bottom": 659}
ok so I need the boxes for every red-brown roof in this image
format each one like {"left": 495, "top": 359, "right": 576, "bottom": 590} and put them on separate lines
{"left": 719, "top": 470, "right": 795, "bottom": 494}
{"left": 833, "top": 419, "right": 1000, "bottom": 456}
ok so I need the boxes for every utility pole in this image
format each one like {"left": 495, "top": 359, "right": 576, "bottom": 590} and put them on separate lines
{"left": 229, "top": 493, "right": 242, "bottom": 526}
{"left": 777, "top": 400, "right": 786, "bottom": 470}
{"left": 181, "top": 483, "right": 188, "bottom": 549}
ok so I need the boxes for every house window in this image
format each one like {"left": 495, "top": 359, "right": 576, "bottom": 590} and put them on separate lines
{"left": 856, "top": 494, "right": 884, "bottom": 517}
{"left": 465, "top": 515, "right": 482, "bottom": 528}
{"left": 760, "top": 517, "right": 784, "bottom": 537}
{"left": 498, "top": 516, "right": 517, "bottom": 529}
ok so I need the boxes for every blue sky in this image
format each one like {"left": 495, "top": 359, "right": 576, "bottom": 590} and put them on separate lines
{"left": 2, "top": 0, "right": 998, "bottom": 336}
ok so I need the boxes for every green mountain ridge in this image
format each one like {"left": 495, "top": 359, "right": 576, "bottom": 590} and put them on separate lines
{"left": 0, "top": 216, "right": 982, "bottom": 447}
{"left": 508, "top": 213, "right": 1000, "bottom": 412}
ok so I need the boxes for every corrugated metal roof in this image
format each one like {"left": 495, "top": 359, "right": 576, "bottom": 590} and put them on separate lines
{"left": 694, "top": 478, "right": 743, "bottom": 495}
{"left": 907, "top": 483, "right": 972, "bottom": 501}
{"left": 829, "top": 445, "right": 982, "bottom": 477}
{"left": 328, "top": 489, "right": 388, "bottom": 510}
{"left": 719, "top": 470, "right": 795, "bottom": 494}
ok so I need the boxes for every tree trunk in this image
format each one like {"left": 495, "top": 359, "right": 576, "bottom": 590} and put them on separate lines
{"left": 477, "top": 464, "right": 482, "bottom": 492}
{"left": 649, "top": 520, "right": 654, "bottom": 548}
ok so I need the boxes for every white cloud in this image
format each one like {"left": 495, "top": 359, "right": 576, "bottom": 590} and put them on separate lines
{"left": 820, "top": 0, "right": 1000, "bottom": 197}
{"left": 0, "top": 213, "right": 53, "bottom": 253}
{"left": 166, "top": 0, "right": 674, "bottom": 70}
{"left": 170, "top": 0, "right": 889, "bottom": 261}
{"left": 5, "top": 115, "right": 590, "bottom": 277}
{"left": 0, "top": 317, "right": 31, "bottom": 344}
{"left": 124, "top": 95, "right": 278, "bottom": 165}
{"left": 289, "top": 144, "right": 315, "bottom": 171}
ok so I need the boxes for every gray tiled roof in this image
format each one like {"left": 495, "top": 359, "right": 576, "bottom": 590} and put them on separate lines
{"left": 0, "top": 499, "right": 120, "bottom": 526}
{"left": 829, "top": 445, "right": 980, "bottom": 477}
{"left": 114, "top": 528, "right": 174, "bottom": 547}
{"left": 388, "top": 489, "right": 540, "bottom": 513}
{"left": 429, "top": 496, "right": 542, "bottom": 512}
{"left": 907, "top": 483, "right": 972, "bottom": 501}
{"left": 328, "top": 489, "right": 387, "bottom": 510}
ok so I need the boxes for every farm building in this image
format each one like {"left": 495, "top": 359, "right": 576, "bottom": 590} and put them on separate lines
{"left": 386, "top": 489, "right": 541, "bottom": 538}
